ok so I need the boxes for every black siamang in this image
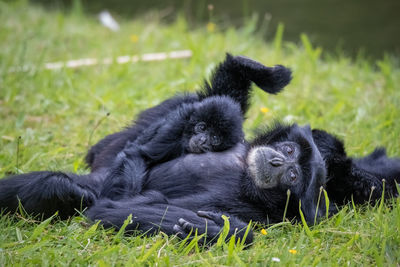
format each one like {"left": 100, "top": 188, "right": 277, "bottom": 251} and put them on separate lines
{"left": 0, "top": 54, "right": 399, "bottom": 246}
{"left": 0, "top": 54, "right": 291, "bottom": 223}
{"left": 100, "top": 95, "right": 245, "bottom": 200}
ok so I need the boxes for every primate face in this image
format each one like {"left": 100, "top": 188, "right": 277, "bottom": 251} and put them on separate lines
{"left": 247, "top": 141, "right": 302, "bottom": 189}
{"left": 187, "top": 121, "right": 223, "bottom": 153}
{"left": 185, "top": 96, "right": 244, "bottom": 154}
{"left": 248, "top": 124, "right": 328, "bottom": 223}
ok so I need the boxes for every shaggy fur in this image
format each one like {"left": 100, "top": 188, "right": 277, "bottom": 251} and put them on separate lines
{"left": 0, "top": 54, "right": 398, "bottom": 246}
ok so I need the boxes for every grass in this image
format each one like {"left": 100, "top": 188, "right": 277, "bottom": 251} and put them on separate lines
{"left": 1, "top": 0, "right": 400, "bottom": 265}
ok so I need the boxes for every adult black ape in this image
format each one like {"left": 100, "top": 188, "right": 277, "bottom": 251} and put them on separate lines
{"left": 0, "top": 54, "right": 399, "bottom": 245}
{"left": 0, "top": 54, "right": 292, "bottom": 220}
{"left": 87, "top": 122, "right": 400, "bottom": 244}
{"left": 93, "top": 54, "right": 291, "bottom": 201}
{"left": 85, "top": 54, "right": 291, "bottom": 171}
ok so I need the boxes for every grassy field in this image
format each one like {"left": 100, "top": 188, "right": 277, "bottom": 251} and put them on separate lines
{"left": 1, "top": 1, "right": 400, "bottom": 266}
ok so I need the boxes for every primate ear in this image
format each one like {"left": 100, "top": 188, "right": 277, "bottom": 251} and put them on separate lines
{"left": 228, "top": 54, "right": 292, "bottom": 94}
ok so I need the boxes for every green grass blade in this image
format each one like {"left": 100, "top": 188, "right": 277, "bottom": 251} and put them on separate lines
{"left": 216, "top": 214, "right": 230, "bottom": 247}
{"left": 323, "top": 189, "right": 330, "bottom": 219}
{"left": 298, "top": 201, "right": 313, "bottom": 239}
{"left": 29, "top": 214, "right": 56, "bottom": 241}
{"left": 113, "top": 214, "right": 132, "bottom": 243}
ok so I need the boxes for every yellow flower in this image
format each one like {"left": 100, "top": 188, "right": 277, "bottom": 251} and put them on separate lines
{"left": 260, "top": 107, "right": 269, "bottom": 114}
{"left": 289, "top": 249, "right": 297, "bottom": 254}
{"left": 261, "top": 229, "right": 267, "bottom": 235}
{"left": 207, "top": 22, "right": 216, "bottom": 32}
{"left": 130, "top": 34, "right": 139, "bottom": 43}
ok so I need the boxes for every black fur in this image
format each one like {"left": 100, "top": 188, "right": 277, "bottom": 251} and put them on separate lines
{"left": 1, "top": 54, "right": 291, "bottom": 244}
{"left": 87, "top": 123, "right": 399, "bottom": 244}
{"left": 0, "top": 54, "right": 398, "bottom": 246}
{"left": 85, "top": 53, "right": 291, "bottom": 171}
{"left": 0, "top": 171, "right": 99, "bottom": 219}
{"left": 312, "top": 129, "right": 400, "bottom": 204}
{"left": 100, "top": 95, "right": 244, "bottom": 200}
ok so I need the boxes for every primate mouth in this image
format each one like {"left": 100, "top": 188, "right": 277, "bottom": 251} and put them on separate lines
{"left": 247, "top": 147, "right": 281, "bottom": 189}
{"left": 188, "top": 142, "right": 211, "bottom": 153}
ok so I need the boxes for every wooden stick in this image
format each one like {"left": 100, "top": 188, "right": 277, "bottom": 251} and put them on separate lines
{"left": 8, "top": 50, "right": 192, "bottom": 72}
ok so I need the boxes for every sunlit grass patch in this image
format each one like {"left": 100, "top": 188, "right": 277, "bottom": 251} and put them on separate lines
{"left": 0, "top": 0, "right": 399, "bottom": 266}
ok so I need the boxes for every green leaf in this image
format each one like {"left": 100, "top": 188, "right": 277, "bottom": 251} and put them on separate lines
{"left": 182, "top": 231, "right": 202, "bottom": 255}
{"left": 29, "top": 214, "right": 55, "bottom": 241}
{"left": 216, "top": 214, "right": 230, "bottom": 247}
{"left": 113, "top": 214, "right": 132, "bottom": 243}
{"left": 378, "top": 179, "right": 386, "bottom": 213}
{"left": 15, "top": 227, "right": 23, "bottom": 242}
{"left": 226, "top": 235, "right": 236, "bottom": 265}
{"left": 273, "top": 23, "right": 285, "bottom": 54}
{"left": 299, "top": 201, "right": 313, "bottom": 239}
{"left": 83, "top": 220, "right": 100, "bottom": 239}
{"left": 323, "top": 189, "right": 330, "bottom": 219}
{"left": 138, "top": 239, "right": 164, "bottom": 263}
{"left": 238, "top": 221, "right": 253, "bottom": 248}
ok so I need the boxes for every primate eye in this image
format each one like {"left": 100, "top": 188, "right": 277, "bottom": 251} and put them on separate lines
{"left": 285, "top": 145, "right": 294, "bottom": 155}
{"left": 211, "top": 135, "right": 221, "bottom": 146}
{"left": 289, "top": 169, "right": 297, "bottom": 182}
{"left": 195, "top": 122, "right": 206, "bottom": 133}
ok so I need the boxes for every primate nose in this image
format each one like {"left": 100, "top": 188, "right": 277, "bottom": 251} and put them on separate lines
{"left": 269, "top": 157, "right": 284, "bottom": 167}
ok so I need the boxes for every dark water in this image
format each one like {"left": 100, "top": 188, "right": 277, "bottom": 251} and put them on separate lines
{"left": 35, "top": 0, "right": 400, "bottom": 59}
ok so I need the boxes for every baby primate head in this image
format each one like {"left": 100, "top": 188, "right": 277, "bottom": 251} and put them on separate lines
{"left": 184, "top": 96, "right": 244, "bottom": 153}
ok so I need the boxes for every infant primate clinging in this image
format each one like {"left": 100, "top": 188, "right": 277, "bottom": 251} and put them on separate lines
{"left": 100, "top": 96, "right": 244, "bottom": 200}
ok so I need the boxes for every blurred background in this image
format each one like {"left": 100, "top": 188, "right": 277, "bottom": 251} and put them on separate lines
{"left": 35, "top": 0, "right": 400, "bottom": 59}
{"left": 1, "top": 1, "right": 400, "bottom": 265}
